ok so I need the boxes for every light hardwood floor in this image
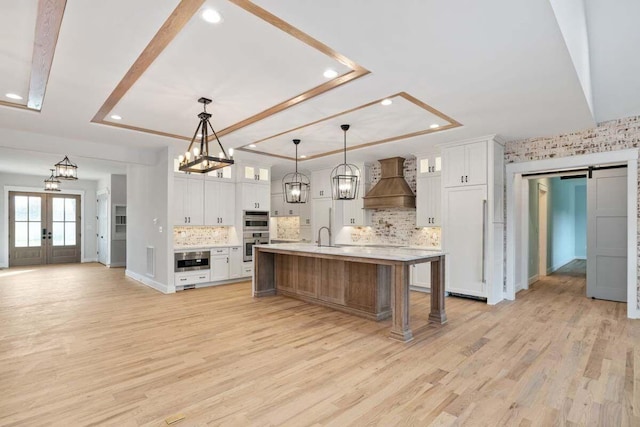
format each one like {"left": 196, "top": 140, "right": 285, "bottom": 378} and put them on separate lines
{"left": 0, "top": 262, "right": 638, "bottom": 426}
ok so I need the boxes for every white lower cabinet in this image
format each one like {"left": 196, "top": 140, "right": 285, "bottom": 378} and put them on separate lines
{"left": 229, "top": 246, "right": 242, "bottom": 279}
{"left": 410, "top": 263, "right": 431, "bottom": 290}
{"left": 210, "top": 248, "right": 230, "bottom": 282}
{"left": 242, "top": 262, "right": 253, "bottom": 277}
{"left": 175, "top": 270, "right": 210, "bottom": 287}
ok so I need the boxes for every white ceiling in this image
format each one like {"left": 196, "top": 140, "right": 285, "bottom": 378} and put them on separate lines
{"left": 0, "top": 0, "right": 638, "bottom": 179}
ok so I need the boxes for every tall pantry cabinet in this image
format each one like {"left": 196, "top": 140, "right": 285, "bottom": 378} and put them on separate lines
{"left": 442, "top": 136, "right": 504, "bottom": 304}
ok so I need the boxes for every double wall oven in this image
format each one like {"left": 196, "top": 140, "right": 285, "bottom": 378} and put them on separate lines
{"left": 243, "top": 211, "right": 269, "bottom": 262}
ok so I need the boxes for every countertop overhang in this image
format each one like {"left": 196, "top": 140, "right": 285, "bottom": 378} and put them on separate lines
{"left": 254, "top": 243, "right": 445, "bottom": 263}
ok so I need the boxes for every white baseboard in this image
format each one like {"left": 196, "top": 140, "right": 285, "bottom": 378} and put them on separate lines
{"left": 108, "top": 262, "right": 126, "bottom": 268}
{"left": 548, "top": 257, "right": 575, "bottom": 274}
{"left": 125, "top": 269, "right": 171, "bottom": 294}
{"left": 528, "top": 274, "right": 539, "bottom": 286}
{"left": 82, "top": 258, "right": 98, "bottom": 263}
{"left": 575, "top": 256, "right": 587, "bottom": 260}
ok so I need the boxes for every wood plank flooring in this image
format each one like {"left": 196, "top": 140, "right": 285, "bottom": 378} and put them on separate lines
{"left": 0, "top": 262, "right": 638, "bottom": 426}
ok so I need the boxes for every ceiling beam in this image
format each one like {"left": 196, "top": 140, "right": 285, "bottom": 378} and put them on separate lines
{"left": 28, "top": 0, "right": 67, "bottom": 110}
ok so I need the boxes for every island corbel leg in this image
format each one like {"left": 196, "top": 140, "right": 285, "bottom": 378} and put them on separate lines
{"left": 429, "top": 255, "right": 447, "bottom": 324}
{"left": 389, "top": 263, "right": 413, "bottom": 342}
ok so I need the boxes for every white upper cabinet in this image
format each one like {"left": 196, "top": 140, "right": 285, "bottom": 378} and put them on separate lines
{"left": 271, "top": 193, "right": 283, "bottom": 217}
{"left": 240, "top": 164, "right": 269, "bottom": 183}
{"left": 311, "top": 169, "right": 332, "bottom": 199}
{"left": 204, "top": 181, "right": 235, "bottom": 226}
{"left": 443, "top": 141, "right": 487, "bottom": 187}
{"left": 417, "top": 152, "right": 442, "bottom": 177}
{"left": 239, "top": 183, "right": 269, "bottom": 211}
{"left": 298, "top": 200, "right": 311, "bottom": 226}
{"left": 174, "top": 175, "right": 204, "bottom": 226}
{"left": 416, "top": 175, "right": 441, "bottom": 227}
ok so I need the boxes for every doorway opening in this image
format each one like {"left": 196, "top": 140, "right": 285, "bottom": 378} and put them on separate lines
{"left": 519, "top": 164, "right": 628, "bottom": 304}
{"left": 8, "top": 192, "right": 81, "bottom": 266}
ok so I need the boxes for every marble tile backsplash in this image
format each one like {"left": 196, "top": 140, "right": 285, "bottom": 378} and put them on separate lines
{"left": 174, "top": 226, "right": 229, "bottom": 246}
{"left": 275, "top": 217, "right": 300, "bottom": 240}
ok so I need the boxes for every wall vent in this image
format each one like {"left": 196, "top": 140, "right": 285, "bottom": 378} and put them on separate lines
{"left": 146, "top": 246, "right": 155, "bottom": 277}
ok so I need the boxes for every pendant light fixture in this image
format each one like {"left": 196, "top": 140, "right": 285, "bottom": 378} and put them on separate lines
{"left": 282, "top": 139, "right": 310, "bottom": 203}
{"left": 44, "top": 169, "right": 61, "bottom": 192}
{"left": 54, "top": 155, "right": 78, "bottom": 180}
{"left": 330, "top": 124, "right": 360, "bottom": 200}
{"left": 178, "top": 97, "right": 234, "bottom": 173}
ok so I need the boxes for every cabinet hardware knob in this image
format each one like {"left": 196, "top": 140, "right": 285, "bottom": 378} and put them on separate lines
{"left": 461, "top": 176, "right": 464, "bottom": 183}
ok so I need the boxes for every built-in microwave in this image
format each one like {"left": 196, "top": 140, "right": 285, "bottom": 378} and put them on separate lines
{"left": 243, "top": 210, "right": 269, "bottom": 231}
{"left": 174, "top": 251, "right": 210, "bottom": 272}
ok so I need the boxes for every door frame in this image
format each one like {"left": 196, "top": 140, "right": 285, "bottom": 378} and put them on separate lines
{"left": 537, "top": 183, "right": 548, "bottom": 279}
{"left": 506, "top": 149, "right": 639, "bottom": 318}
{"left": 2, "top": 185, "right": 86, "bottom": 268}
{"left": 96, "top": 190, "right": 109, "bottom": 266}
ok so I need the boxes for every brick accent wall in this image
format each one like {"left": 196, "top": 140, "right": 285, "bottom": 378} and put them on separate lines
{"left": 505, "top": 115, "right": 640, "bottom": 308}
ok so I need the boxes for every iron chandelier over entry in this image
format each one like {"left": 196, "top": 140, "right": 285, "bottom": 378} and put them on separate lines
{"left": 330, "top": 124, "right": 360, "bottom": 200}
{"left": 282, "top": 139, "right": 310, "bottom": 203}
{"left": 54, "top": 155, "right": 78, "bottom": 180}
{"left": 178, "top": 97, "right": 234, "bottom": 174}
{"left": 44, "top": 169, "right": 61, "bottom": 192}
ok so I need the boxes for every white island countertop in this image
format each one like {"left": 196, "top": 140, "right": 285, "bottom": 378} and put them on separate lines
{"left": 254, "top": 243, "right": 445, "bottom": 262}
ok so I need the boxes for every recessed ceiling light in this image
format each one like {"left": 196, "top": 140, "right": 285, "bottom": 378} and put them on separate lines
{"left": 323, "top": 69, "right": 338, "bottom": 79}
{"left": 381, "top": 98, "right": 392, "bottom": 106}
{"left": 430, "top": 123, "right": 440, "bottom": 129}
{"left": 249, "top": 144, "right": 257, "bottom": 148}
{"left": 202, "top": 8, "right": 222, "bottom": 24}
{"left": 110, "top": 114, "right": 122, "bottom": 120}
{"left": 5, "top": 93, "right": 22, "bottom": 100}
{"left": 300, "top": 155, "right": 307, "bottom": 158}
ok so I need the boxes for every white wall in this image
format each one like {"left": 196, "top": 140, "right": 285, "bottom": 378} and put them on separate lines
{"left": 575, "top": 184, "right": 587, "bottom": 258}
{"left": 0, "top": 172, "right": 97, "bottom": 267}
{"left": 126, "top": 148, "right": 172, "bottom": 293}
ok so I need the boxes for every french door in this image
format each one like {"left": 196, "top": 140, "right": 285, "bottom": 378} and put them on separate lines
{"left": 9, "top": 192, "right": 81, "bottom": 266}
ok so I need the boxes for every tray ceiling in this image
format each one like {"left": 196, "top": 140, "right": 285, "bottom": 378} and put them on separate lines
{"left": 238, "top": 92, "right": 461, "bottom": 161}
{"left": 92, "top": 0, "right": 369, "bottom": 141}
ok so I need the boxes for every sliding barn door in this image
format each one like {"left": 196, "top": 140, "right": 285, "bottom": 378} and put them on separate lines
{"left": 587, "top": 167, "right": 627, "bottom": 302}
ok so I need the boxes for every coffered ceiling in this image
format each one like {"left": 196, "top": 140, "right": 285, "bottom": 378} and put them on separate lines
{"left": 0, "top": 0, "right": 638, "bottom": 179}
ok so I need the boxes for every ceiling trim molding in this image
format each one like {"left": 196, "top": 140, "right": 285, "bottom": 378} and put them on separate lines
{"left": 90, "top": 0, "right": 206, "bottom": 130}
{"left": 91, "top": 0, "right": 370, "bottom": 141}
{"left": 237, "top": 92, "right": 462, "bottom": 161}
{"left": 28, "top": 0, "right": 67, "bottom": 110}
{"left": 0, "top": 100, "right": 36, "bottom": 112}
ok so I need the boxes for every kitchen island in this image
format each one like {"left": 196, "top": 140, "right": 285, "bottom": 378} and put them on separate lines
{"left": 253, "top": 244, "right": 446, "bottom": 342}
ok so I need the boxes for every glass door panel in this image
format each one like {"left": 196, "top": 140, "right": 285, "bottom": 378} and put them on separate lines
{"left": 9, "top": 193, "right": 45, "bottom": 266}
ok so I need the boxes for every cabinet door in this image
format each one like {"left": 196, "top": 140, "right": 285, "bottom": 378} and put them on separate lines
{"left": 430, "top": 176, "right": 442, "bottom": 226}
{"left": 257, "top": 167, "right": 269, "bottom": 182}
{"left": 416, "top": 177, "right": 429, "bottom": 227}
{"left": 342, "top": 200, "right": 355, "bottom": 225}
{"left": 418, "top": 153, "right": 442, "bottom": 176}
{"left": 444, "top": 185, "right": 487, "bottom": 297}
{"left": 218, "top": 182, "right": 235, "bottom": 225}
{"left": 174, "top": 176, "right": 188, "bottom": 225}
{"left": 254, "top": 186, "right": 270, "bottom": 211}
{"left": 271, "top": 194, "right": 283, "bottom": 217}
{"left": 443, "top": 145, "right": 466, "bottom": 188}
{"left": 210, "top": 256, "right": 230, "bottom": 281}
{"left": 241, "top": 184, "right": 258, "bottom": 211}
{"left": 299, "top": 201, "right": 311, "bottom": 226}
{"left": 465, "top": 142, "right": 487, "bottom": 186}
{"left": 229, "top": 247, "right": 242, "bottom": 279}
{"left": 312, "top": 198, "right": 332, "bottom": 244}
{"left": 284, "top": 202, "right": 299, "bottom": 217}
{"left": 187, "top": 177, "right": 204, "bottom": 225}
{"left": 204, "top": 180, "right": 219, "bottom": 225}
{"left": 311, "top": 169, "right": 331, "bottom": 198}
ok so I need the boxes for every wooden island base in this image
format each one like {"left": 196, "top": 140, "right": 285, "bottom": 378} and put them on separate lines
{"left": 253, "top": 246, "right": 447, "bottom": 342}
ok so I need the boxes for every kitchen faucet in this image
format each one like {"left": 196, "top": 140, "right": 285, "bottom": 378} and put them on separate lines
{"left": 317, "top": 226, "right": 332, "bottom": 247}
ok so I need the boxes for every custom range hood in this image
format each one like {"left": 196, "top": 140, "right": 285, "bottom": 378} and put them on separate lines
{"left": 363, "top": 157, "right": 416, "bottom": 209}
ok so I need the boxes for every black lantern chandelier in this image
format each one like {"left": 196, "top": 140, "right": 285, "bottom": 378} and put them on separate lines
{"left": 178, "top": 97, "right": 234, "bottom": 173}
{"left": 330, "top": 124, "right": 360, "bottom": 200}
{"left": 282, "top": 139, "right": 310, "bottom": 203}
{"left": 44, "top": 169, "right": 61, "bottom": 192}
{"left": 54, "top": 155, "right": 78, "bottom": 180}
